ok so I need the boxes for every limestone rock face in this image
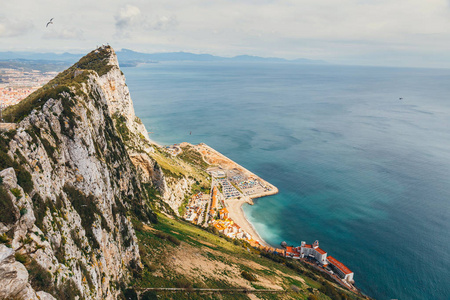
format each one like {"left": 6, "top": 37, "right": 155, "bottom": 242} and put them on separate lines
{"left": 0, "top": 47, "right": 152, "bottom": 299}
{"left": 0, "top": 167, "right": 17, "bottom": 189}
{"left": 0, "top": 245, "right": 50, "bottom": 300}
{"left": 0, "top": 46, "right": 195, "bottom": 299}
{"left": 164, "top": 177, "right": 194, "bottom": 216}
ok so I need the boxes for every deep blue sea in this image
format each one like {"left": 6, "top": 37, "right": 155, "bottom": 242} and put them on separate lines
{"left": 122, "top": 62, "right": 450, "bottom": 300}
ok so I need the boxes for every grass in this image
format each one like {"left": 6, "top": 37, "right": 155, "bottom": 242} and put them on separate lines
{"left": 149, "top": 145, "right": 210, "bottom": 186}
{"left": 128, "top": 213, "right": 365, "bottom": 300}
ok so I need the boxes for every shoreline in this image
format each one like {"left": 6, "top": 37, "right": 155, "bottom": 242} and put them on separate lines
{"left": 190, "top": 143, "right": 279, "bottom": 248}
{"left": 156, "top": 141, "right": 279, "bottom": 249}
{"left": 225, "top": 197, "right": 272, "bottom": 248}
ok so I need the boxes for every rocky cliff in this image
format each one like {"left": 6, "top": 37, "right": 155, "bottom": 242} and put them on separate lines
{"left": 0, "top": 46, "right": 368, "bottom": 300}
{"left": 0, "top": 46, "right": 164, "bottom": 299}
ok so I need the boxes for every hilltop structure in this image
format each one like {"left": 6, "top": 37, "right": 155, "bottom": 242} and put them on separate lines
{"left": 285, "top": 240, "right": 354, "bottom": 283}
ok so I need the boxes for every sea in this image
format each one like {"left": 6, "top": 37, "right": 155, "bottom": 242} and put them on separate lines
{"left": 121, "top": 61, "right": 450, "bottom": 300}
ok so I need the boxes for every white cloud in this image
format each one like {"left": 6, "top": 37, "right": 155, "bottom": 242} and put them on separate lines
{"left": 115, "top": 5, "right": 141, "bottom": 33}
{"left": 43, "top": 28, "right": 84, "bottom": 40}
{"left": 0, "top": 17, "right": 34, "bottom": 37}
{"left": 114, "top": 5, "right": 178, "bottom": 38}
{"left": 2, "top": 0, "right": 450, "bottom": 67}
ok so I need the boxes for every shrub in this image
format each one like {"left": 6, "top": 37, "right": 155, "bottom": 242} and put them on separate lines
{"left": 113, "top": 113, "right": 131, "bottom": 142}
{"left": 0, "top": 233, "right": 9, "bottom": 243}
{"left": 154, "top": 231, "right": 180, "bottom": 246}
{"left": 10, "top": 188, "right": 21, "bottom": 199}
{"left": 0, "top": 186, "right": 17, "bottom": 224}
{"left": 16, "top": 166, "right": 33, "bottom": 194}
{"left": 123, "top": 289, "right": 138, "bottom": 300}
{"left": 241, "top": 270, "right": 257, "bottom": 282}
{"left": 141, "top": 291, "right": 158, "bottom": 300}
{"left": 32, "top": 193, "right": 47, "bottom": 230}
{"left": 27, "top": 259, "right": 53, "bottom": 292}
{"left": 174, "top": 278, "right": 192, "bottom": 289}
{"left": 319, "top": 281, "right": 342, "bottom": 299}
{"left": 15, "top": 252, "right": 29, "bottom": 264}
{"left": 63, "top": 184, "right": 100, "bottom": 249}
{"left": 54, "top": 279, "right": 82, "bottom": 300}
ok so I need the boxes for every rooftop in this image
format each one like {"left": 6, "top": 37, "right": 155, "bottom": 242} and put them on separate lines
{"left": 315, "top": 247, "right": 327, "bottom": 255}
{"left": 327, "top": 256, "right": 353, "bottom": 275}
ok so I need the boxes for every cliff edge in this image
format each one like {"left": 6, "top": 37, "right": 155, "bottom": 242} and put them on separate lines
{"left": 0, "top": 46, "right": 157, "bottom": 299}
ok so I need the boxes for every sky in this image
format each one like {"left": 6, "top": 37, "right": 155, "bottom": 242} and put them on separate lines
{"left": 1, "top": 0, "right": 450, "bottom": 68}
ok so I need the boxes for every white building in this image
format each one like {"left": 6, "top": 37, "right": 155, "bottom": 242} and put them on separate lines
{"left": 285, "top": 239, "right": 354, "bottom": 284}
{"left": 327, "top": 256, "right": 354, "bottom": 283}
{"left": 299, "top": 240, "right": 328, "bottom": 266}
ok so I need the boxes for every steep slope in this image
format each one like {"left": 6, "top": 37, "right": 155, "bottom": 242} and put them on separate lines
{"left": 0, "top": 46, "right": 156, "bottom": 299}
{"left": 0, "top": 46, "right": 368, "bottom": 300}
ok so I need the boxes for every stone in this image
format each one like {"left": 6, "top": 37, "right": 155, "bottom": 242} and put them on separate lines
{"left": 0, "top": 167, "right": 17, "bottom": 189}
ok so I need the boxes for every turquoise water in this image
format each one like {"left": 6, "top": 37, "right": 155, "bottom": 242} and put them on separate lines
{"left": 122, "top": 62, "right": 450, "bottom": 300}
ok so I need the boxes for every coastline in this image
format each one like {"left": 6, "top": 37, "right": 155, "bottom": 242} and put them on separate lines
{"left": 152, "top": 141, "right": 278, "bottom": 249}
{"left": 191, "top": 143, "right": 279, "bottom": 249}
{"left": 225, "top": 197, "right": 271, "bottom": 248}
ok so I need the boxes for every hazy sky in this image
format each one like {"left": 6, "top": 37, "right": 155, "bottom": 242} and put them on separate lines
{"left": 1, "top": 0, "right": 450, "bottom": 67}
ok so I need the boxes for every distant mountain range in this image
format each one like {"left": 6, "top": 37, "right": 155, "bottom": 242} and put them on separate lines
{"left": 116, "top": 49, "right": 327, "bottom": 65}
{"left": 0, "top": 48, "right": 327, "bottom": 67}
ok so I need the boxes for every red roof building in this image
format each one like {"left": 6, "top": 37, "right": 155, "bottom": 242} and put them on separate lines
{"left": 327, "top": 256, "right": 354, "bottom": 282}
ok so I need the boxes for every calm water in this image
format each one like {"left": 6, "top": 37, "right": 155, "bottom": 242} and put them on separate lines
{"left": 122, "top": 62, "right": 450, "bottom": 300}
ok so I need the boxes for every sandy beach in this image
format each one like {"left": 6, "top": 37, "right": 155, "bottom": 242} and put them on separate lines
{"left": 188, "top": 143, "right": 280, "bottom": 248}
{"left": 225, "top": 198, "right": 271, "bottom": 248}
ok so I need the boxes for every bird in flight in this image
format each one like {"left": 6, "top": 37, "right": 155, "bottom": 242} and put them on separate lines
{"left": 46, "top": 18, "right": 54, "bottom": 27}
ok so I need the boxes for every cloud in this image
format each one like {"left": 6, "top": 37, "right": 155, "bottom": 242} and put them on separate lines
{"left": 114, "top": 5, "right": 142, "bottom": 37}
{"left": 149, "top": 15, "right": 178, "bottom": 31}
{"left": 43, "top": 28, "right": 84, "bottom": 40}
{"left": 2, "top": 0, "right": 450, "bottom": 67}
{"left": 0, "top": 17, "right": 33, "bottom": 37}
{"left": 115, "top": 5, "right": 141, "bottom": 30}
{"left": 114, "top": 5, "right": 178, "bottom": 38}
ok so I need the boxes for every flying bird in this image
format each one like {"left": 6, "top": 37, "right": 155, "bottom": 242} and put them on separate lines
{"left": 46, "top": 18, "right": 54, "bottom": 27}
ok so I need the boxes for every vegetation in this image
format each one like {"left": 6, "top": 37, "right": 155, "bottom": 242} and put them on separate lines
{"left": 154, "top": 231, "right": 181, "bottom": 246}
{"left": 0, "top": 185, "right": 17, "bottom": 224}
{"left": 3, "top": 46, "right": 114, "bottom": 123}
{"left": 15, "top": 252, "right": 29, "bottom": 264}
{"left": 178, "top": 145, "right": 210, "bottom": 169}
{"left": 10, "top": 188, "right": 21, "bottom": 199}
{"left": 241, "top": 270, "right": 257, "bottom": 282}
{"left": 63, "top": 184, "right": 102, "bottom": 249}
{"left": 0, "top": 132, "right": 33, "bottom": 194}
{"left": 113, "top": 112, "right": 131, "bottom": 142}
{"left": 125, "top": 213, "right": 363, "bottom": 300}
{"left": 76, "top": 46, "right": 114, "bottom": 76}
{"left": 31, "top": 193, "right": 47, "bottom": 230}
{"left": 27, "top": 258, "right": 53, "bottom": 292}
{"left": 149, "top": 145, "right": 210, "bottom": 185}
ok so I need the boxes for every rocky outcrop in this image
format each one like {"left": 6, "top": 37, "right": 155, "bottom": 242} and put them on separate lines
{"left": 0, "top": 46, "right": 199, "bottom": 299}
{"left": 0, "top": 47, "right": 153, "bottom": 299}
{"left": 0, "top": 244, "right": 55, "bottom": 300}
